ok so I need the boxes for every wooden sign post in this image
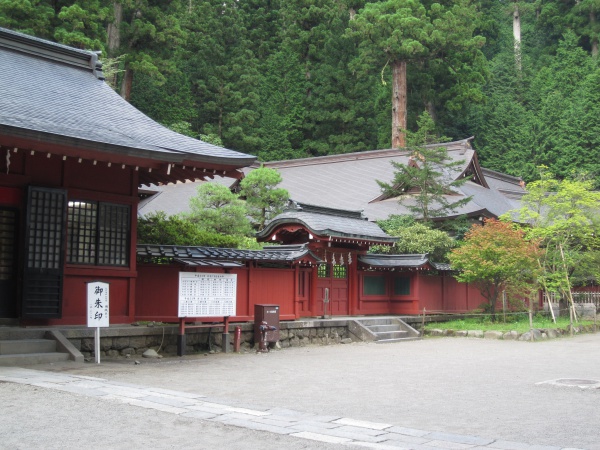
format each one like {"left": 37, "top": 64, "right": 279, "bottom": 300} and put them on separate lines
{"left": 87, "top": 281, "right": 109, "bottom": 364}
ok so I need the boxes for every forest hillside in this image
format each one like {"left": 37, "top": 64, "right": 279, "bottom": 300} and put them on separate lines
{"left": 1, "top": 0, "right": 598, "bottom": 183}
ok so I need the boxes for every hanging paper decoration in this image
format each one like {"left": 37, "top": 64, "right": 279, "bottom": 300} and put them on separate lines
{"left": 340, "top": 254, "right": 344, "bottom": 265}
{"left": 5, "top": 149, "right": 10, "bottom": 174}
{"left": 348, "top": 252, "right": 352, "bottom": 265}
{"left": 332, "top": 253, "right": 337, "bottom": 265}
{"left": 324, "top": 252, "right": 328, "bottom": 263}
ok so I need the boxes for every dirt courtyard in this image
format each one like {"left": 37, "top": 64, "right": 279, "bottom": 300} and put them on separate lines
{"left": 2, "top": 333, "right": 599, "bottom": 449}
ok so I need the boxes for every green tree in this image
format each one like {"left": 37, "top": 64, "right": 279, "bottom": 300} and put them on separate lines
{"left": 448, "top": 219, "right": 542, "bottom": 317}
{"left": 372, "top": 215, "right": 456, "bottom": 262}
{"left": 505, "top": 169, "right": 600, "bottom": 298}
{"left": 0, "top": 0, "right": 56, "bottom": 39}
{"left": 185, "top": 183, "right": 253, "bottom": 237}
{"left": 377, "top": 112, "right": 472, "bottom": 222}
{"left": 239, "top": 166, "right": 289, "bottom": 231}
{"left": 349, "top": 0, "right": 486, "bottom": 147}
{"left": 137, "top": 211, "right": 241, "bottom": 248}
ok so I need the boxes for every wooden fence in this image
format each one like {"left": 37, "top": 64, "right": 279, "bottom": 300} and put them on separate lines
{"left": 543, "top": 292, "right": 600, "bottom": 309}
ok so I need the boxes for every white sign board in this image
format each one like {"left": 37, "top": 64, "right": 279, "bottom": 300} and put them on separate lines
{"left": 87, "top": 281, "right": 109, "bottom": 327}
{"left": 178, "top": 273, "right": 237, "bottom": 317}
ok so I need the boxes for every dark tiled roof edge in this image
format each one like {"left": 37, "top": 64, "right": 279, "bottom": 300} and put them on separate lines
{"left": 0, "top": 27, "right": 103, "bottom": 79}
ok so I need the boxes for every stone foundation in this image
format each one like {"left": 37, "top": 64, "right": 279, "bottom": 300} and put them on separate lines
{"left": 59, "top": 320, "right": 358, "bottom": 359}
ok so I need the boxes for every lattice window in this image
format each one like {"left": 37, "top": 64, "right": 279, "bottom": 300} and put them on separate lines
{"left": 67, "top": 200, "right": 130, "bottom": 267}
{"left": 98, "top": 203, "right": 129, "bottom": 266}
{"left": 27, "top": 189, "right": 65, "bottom": 270}
{"left": 333, "top": 264, "right": 347, "bottom": 279}
{"left": 317, "top": 264, "right": 330, "bottom": 278}
{"left": 67, "top": 201, "right": 97, "bottom": 264}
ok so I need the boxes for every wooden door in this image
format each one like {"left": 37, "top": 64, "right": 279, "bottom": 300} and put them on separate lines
{"left": 316, "top": 263, "right": 349, "bottom": 316}
{"left": 0, "top": 208, "right": 18, "bottom": 318}
{"left": 21, "top": 187, "right": 67, "bottom": 319}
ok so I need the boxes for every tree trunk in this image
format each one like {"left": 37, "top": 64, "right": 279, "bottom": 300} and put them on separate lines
{"left": 513, "top": 3, "right": 522, "bottom": 72}
{"left": 107, "top": 3, "right": 122, "bottom": 56}
{"left": 120, "top": 62, "right": 133, "bottom": 101}
{"left": 591, "top": 8, "right": 598, "bottom": 59}
{"left": 391, "top": 60, "right": 407, "bottom": 149}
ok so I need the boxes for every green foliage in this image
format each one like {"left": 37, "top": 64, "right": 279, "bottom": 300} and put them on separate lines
{"left": 377, "top": 112, "right": 472, "bottom": 221}
{"left": 239, "top": 166, "right": 289, "bottom": 231}
{"left": 186, "top": 183, "right": 253, "bottom": 237}
{"left": 2, "top": 0, "right": 599, "bottom": 175}
{"left": 424, "top": 315, "right": 593, "bottom": 333}
{"left": 506, "top": 168, "right": 600, "bottom": 292}
{"left": 449, "top": 219, "right": 542, "bottom": 317}
{"left": 371, "top": 219, "right": 456, "bottom": 262}
{"left": 137, "top": 211, "right": 241, "bottom": 248}
{"left": 0, "top": 0, "right": 55, "bottom": 39}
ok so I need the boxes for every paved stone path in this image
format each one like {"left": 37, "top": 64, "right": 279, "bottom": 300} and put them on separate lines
{"left": 0, "top": 366, "right": 585, "bottom": 450}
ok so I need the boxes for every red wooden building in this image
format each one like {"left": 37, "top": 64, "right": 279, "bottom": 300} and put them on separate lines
{"left": 134, "top": 203, "right": 487, "bottom": 323}
{"left": 0, "top": 27, "right": 255, "bottom": 326}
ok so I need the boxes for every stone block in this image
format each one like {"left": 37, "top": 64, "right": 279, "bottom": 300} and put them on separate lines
{"left": 454, "top": 330, "right": 468, "bottom": 337}
{"left": 502, "top": 331, "right": 518, "bottom": 340}
{"left": 467, "top": 330, "right": 483, "bottom": 338}
{"left": 429, "top": 329, "right": 444, "bottom": 336}
{"left": 113, "top": 337, "right": 130, "bottom": 350}
{"left": 518, "top": 329, "right": 542, "bottom": 341}
{"left": 128, "top": 336, "right": 147, "bottom": 349}
{"left": 546, "top": 329, "right": 559, "bottom": 339}
{"left": 483, "top": 331, "right": 503, "bottom": 340}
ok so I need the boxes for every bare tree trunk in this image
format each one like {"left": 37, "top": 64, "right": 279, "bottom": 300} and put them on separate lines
{"left": 425, "top": 100, "right": 436, "bottom": 122}
{"left": 513, "top": 3, "right": 522, "bottom": 72}
{"left": 105, "top": 3, "right": 123, "bottom": 88}
{"left": 392, "top": 60, "right": 407, "bottom": 149}
{"left": 107, "top": 3, "right": 122, "bottom": 56}
{"left": 120, "top": 62, "right": 133, "bottom": 101}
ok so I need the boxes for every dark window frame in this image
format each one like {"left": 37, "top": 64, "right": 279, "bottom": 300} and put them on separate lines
{"left": 67, "top": 199, "right": 130, "bottom": 267}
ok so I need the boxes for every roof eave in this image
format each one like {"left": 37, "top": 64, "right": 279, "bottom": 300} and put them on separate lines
{"left": 0, "top": 124, "right": 256, "bottom": 169}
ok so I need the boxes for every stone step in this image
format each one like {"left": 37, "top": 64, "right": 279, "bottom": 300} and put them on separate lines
{"left": 366, "top": 324, "right": 402, "bottom": 333}
{"left": 375, "top": 337, "right": 421, "bottom": 344}
{"left": 372, "top": 330, "right": 409, "bottom": 340}
{"left": 355, "top": 318, "right": 396, "bottom": 326}
{"left": 0, "top": 339, "right": 57, "bottom": 355}
{"left": 0, "top": 352, "right": 70, "bottom": 366}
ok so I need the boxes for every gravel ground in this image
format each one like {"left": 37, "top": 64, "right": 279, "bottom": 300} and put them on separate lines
{"left": 2, "top": 332, "right": 600, "bottom": 449}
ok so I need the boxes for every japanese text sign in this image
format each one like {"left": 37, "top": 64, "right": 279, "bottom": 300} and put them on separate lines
{"left": 87, "top": 281, "right": 109, "bottom": 327}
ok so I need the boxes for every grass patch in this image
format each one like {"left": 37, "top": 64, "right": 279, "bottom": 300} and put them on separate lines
{"left": 424, "top": 314, "right": 594, "bottom": 334}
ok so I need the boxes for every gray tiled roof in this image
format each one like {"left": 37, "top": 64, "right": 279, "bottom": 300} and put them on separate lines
{"left": 359, "top": 254, "right": 453, "bottom": 271}
{"left": 359, "top": 254, "right": 431, "bottom": 268}
{"left": 136, "top": 139, "right": 525, "bottom": 226}
{"left": 260, "top": 139, "right": 524, "bottom": 221}
{"left": 0, "top": 27, "right": 255, "bottom": 175}
{"left": 136, "top": 243, "right": 322, "bottom": 265}
{"left": 257, "top": 203, "right": 396, "bottom": 243}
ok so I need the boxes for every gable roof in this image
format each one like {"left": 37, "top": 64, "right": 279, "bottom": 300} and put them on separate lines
{"left": 0, "top": 27, "right": 256, "bottom": 186}
{"left": 256, "top": 202, "right": 396, "bottom": 245}
{"left": 259, "top": 139, "right": 525, "bottom": 221}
